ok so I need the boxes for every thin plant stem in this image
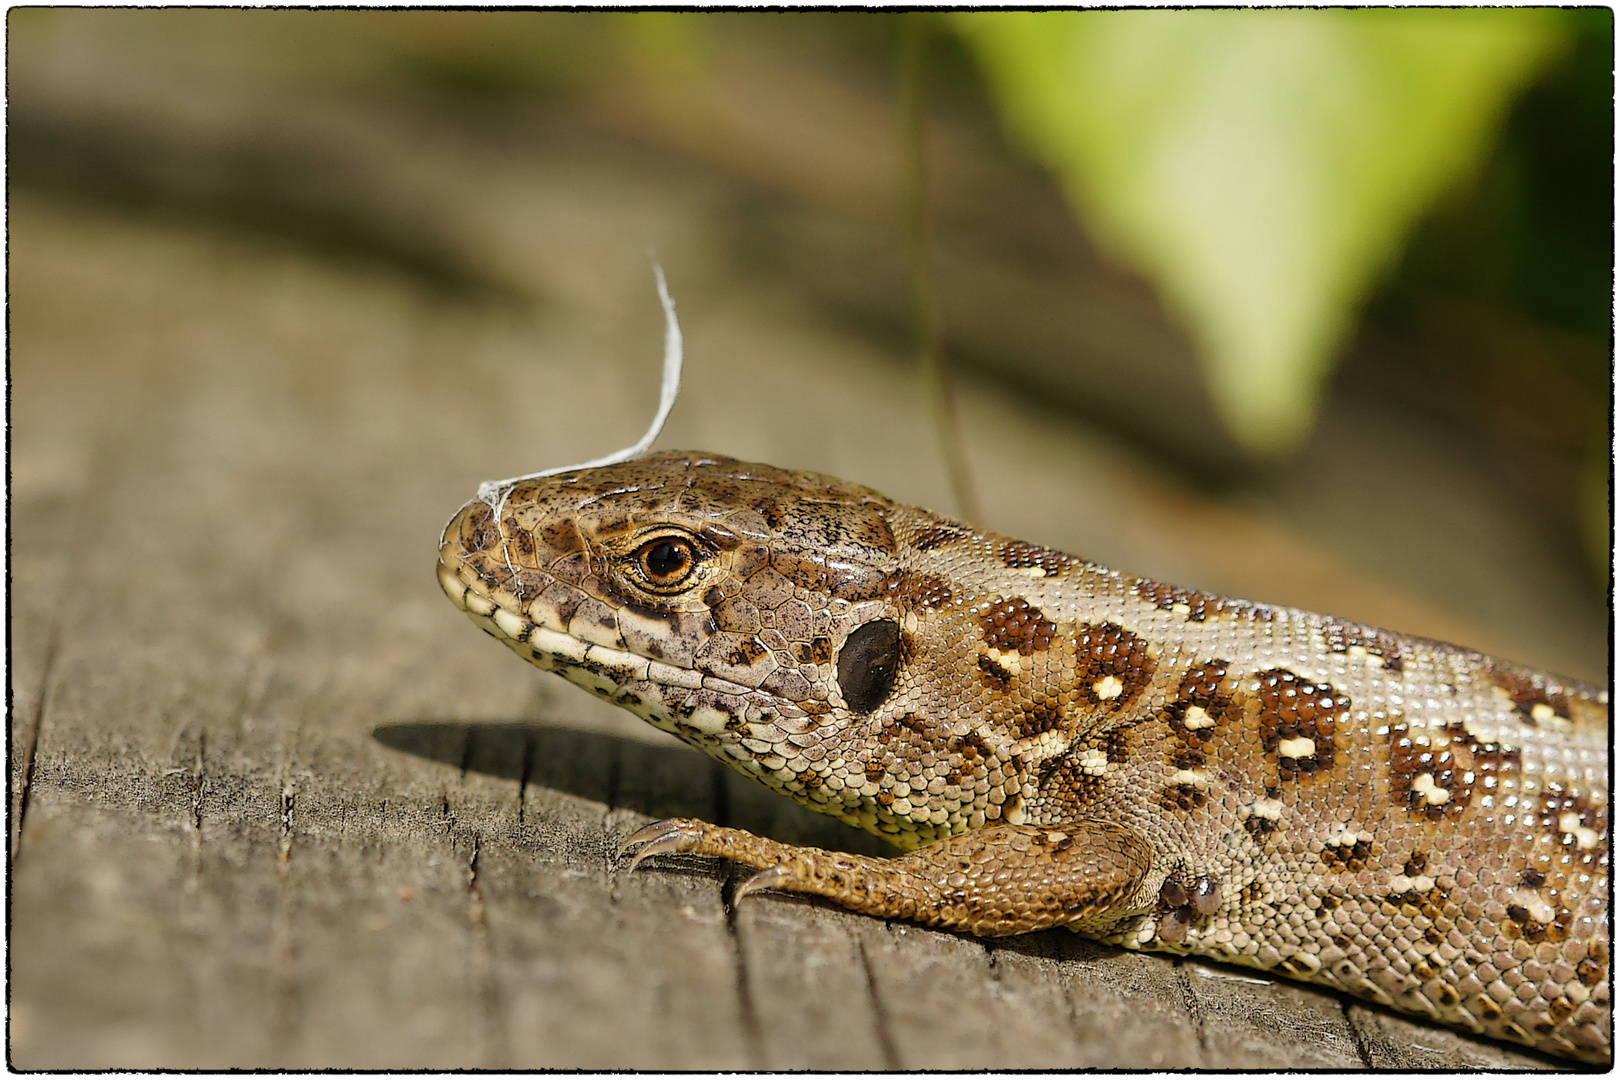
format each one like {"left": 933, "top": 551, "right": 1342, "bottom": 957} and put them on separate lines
{"left": 898, "top": 13, "right": 982, "bottom": 526}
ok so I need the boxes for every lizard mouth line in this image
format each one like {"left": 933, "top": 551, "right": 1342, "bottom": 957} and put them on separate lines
{"left": 437, "top": 557, "right": 767, "bottom": 724}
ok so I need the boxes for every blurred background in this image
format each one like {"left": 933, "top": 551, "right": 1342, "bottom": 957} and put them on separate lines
{"left": 8, "top": 10, "right": 1611, "bottom": 1068}
{"left": 10, "top": 8, "right": 1610, "bottom": 667}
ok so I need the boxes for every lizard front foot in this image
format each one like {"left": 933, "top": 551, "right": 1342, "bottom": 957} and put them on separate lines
{"left": 622, "top": 817, "right": 1156, "bottom": 937}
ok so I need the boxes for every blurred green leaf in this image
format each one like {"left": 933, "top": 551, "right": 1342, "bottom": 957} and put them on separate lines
{"left": 953, "top": 10, "right": 1566, "bottom": 455}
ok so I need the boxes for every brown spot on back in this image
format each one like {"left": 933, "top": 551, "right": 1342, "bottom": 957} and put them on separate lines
{"left": 1443, "top": 719, "right": 1522, "bottom": 777}
{"left": 1103, "top": 727, "right": 1130, "bottom": 764}
{"left": 1170, "top": 660, "right": 1233, "bottom": 738}
{"left": 1169, "top": 745, "right": 1205, "bottom": 769}
{"left": 1134, "top": 580, "right": 1224, "bottom": 622}
{"left": 1000, "top": 540, "right": 1077, "bottom": 576}
{"left": 913, "top": 518, "right": 971, "bottom": 551}
{"left": 1134, "top": 580, "right": 1277, "bottom": 623}
{"left": 1319, "top": 617, "right": 1406, "bottom": 673}
{"left": 893, "top": 712, "right": 929, "bottom": 734}
{"left": 1533, "top": 786, "right": 1608, "bottom": 859}
{"left": 981, "top": 597, "right": 1057, "bottom": 655}
{"left": 1490, "top": 662, "right": 1573, "bottom": 723}
{"left": 1160, "top": 783, "right": 1208, "bottom": 812}
{"left": 1403, "top": 852, "right": 1428, "bottom": 877}
{"left": 898, "top": 571, "right": 953, "bottom": 610}
{"left": 1073, "top": 622, "right": 1155, "bottom": 708}
{"left": 977, "top": 653, "right": 1012, "bottom": 689}
{"left": 946, "top": 731, "right": 984, "bottom": 764}
{"left": 1255, "top": 668, "right": 1348, "bottom": 778}
{"left": 1321, "top": 837, "right": 1373, "bottom": 872}
{"left": 1015, "top": 704, "right": 1065, "bottom": 738}
{"left": 1388, "top": 722, "right": 1470, "bottom": 821}
{"left": 1244, "top": 815, "right": 1276, "bottom": 839}
{"left": 1036, "top": 748, "right": 1101, "bottom": 805}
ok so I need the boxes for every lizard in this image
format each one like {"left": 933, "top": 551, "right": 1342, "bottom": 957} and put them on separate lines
{"left": 437, "top": 450, "right": 1610, "bottom": 1063}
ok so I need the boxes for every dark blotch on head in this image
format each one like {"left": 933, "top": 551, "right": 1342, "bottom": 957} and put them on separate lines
{"left": 837, "top": 620, "right": 903, "bottom": 715}
{"left": 459, "top": 503, "right": 500, "bottom": 555}
{"left": 754, "top": 498, "right": 785, "bottom": 529}
{"left": 539, "top": 518, "right": 582, "bottom": 555}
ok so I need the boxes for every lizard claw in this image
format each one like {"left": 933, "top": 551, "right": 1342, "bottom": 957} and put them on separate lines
{"left": 620, "top": 818, "right": 697, "bottom": 871}
{"left": 734, "top": 865, "right": 792, "bottom": 903}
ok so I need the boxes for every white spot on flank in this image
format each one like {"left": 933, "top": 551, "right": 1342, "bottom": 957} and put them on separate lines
{"left": 1389, "top": 874, "right": 1436, "bottom": 894}
{"left": 1530, "top": 702, "right": 1557, "bottom": 724}
{"left": 1015, "top": 565, "right": 1047, "bottom": 578}
{"left": 1346, "top": 644, "right": 1386, "bottom": 670}
{"left": 1326, "top": 823, "right": 1372, "bottom": 846}
{"left": 1245, "top": 798, "right": 1285, "bottom": 822}
{"left": 1182, "top": 705, "right": 1216, "bottom": 730}
{"left": 986, "top": 649, "right": 1021, "bottom": 676}
{"left": 1078, "top": 748, "right": 1109, "bottom": 777}
{"left": 1558, "top": 811, "right": 1600, "bottom": 849}
{"left": 1171, "top": 770, "right": 1207, "bottom": 787}
{"left": 1411, "top": 773, "right": 1450, "bottom": 805}
{"left": 1277, "top": 737, "right": 1316, "bottom": 760}
{"left": 1171, "top": 602, "right": 1191, "bottom": 616}
{"left": 1094, "top": 675, "right": 1124, "bottom": 700}
{"left": 1511, "top": 891, "right": 1557, "bottom": 924}
{"left": 1025, "top": 729, "right": 1071, "bottom": 762}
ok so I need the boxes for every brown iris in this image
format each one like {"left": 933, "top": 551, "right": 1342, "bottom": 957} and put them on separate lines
{"left": 635, "top": 536, "right": 697, "bottom": 589}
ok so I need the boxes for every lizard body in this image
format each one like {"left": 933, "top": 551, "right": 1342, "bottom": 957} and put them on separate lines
{"left": 438, "top": 451, "right": 1610, "bottom": 1062}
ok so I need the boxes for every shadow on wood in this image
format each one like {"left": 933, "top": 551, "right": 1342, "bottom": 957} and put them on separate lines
{"left": 371, "top": 720, "right": 895, "bottom": 856}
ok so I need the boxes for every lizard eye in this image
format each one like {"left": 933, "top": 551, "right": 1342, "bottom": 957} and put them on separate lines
{"left": 837, "top": 619, "right": 902, "bottom": 714}
{"left": 635, "top": 536, "right": 698, "bottom": 590}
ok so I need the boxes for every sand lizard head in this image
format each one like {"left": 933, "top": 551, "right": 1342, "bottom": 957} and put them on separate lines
{"left": 438, "top": 451, "right": 1021, "bottom": 848}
